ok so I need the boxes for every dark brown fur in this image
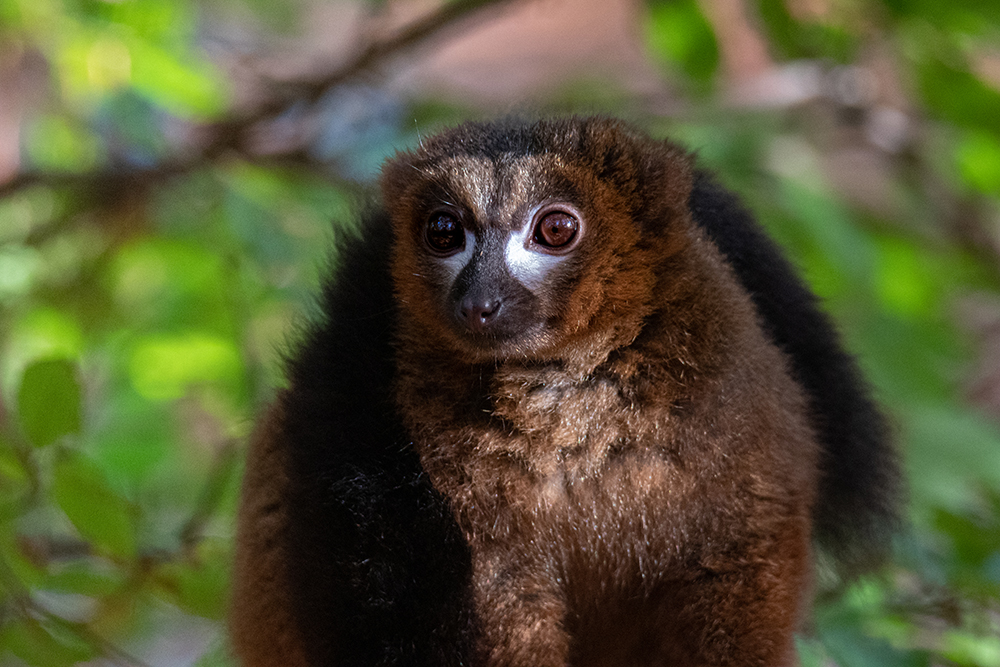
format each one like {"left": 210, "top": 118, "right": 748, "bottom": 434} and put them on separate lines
{"left": 383, "top": 118, "right": 817, "bottom": 666}
{"left": 230, "top": 117, "right": 898, "bottom": 666}
{"left": 230, "top": 398, "right": 310, "bottom": 667}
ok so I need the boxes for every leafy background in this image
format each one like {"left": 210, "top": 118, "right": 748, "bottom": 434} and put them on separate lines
{"left": 1, "top": 0, "right": 999, "bottom": 664}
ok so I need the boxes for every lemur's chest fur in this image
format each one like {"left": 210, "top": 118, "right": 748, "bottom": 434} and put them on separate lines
{"left": 393, "top": 327, "right": 764, "bottom": 548}
{"left": 397, "top": 361, "right": 673, "bottom": 550}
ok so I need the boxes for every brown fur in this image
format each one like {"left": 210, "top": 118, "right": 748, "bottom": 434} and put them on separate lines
{"left": 229, "top": 395, "right": 310, "bottom": 667}
{"left": 229, "top": 117, "right": 896, "bottom": 666}
{"left": 382, "top": 118, "right": 819, "bottom": 666}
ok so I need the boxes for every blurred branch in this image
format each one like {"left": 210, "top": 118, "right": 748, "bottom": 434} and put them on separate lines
{"left": 213, "top": 0, "right": 518, "bottom": 132}
{"left": 0, "top": 0, "right": 518, "bottom": 203}
{"left": 0, "top": 161, "right": 192, "bottom": 207}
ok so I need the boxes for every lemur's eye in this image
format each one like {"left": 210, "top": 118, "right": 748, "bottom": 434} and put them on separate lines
{"left": 425, "top": 213, "right": 464, "bottom": 254}
{"left": 533, "top": 211, "right": 579, "bottom": 249}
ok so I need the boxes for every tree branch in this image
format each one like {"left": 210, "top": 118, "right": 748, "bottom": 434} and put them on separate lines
{"left": 0, "top": 0, "right": 518, "bottom": 203}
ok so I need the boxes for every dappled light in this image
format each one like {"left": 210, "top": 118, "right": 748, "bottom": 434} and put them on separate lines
{"left": 1, "top": 0, "right": 999, "bottom": 664}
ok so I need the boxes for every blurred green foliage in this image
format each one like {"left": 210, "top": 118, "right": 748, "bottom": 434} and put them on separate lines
{"left": 1, "top": 0, "right": 999, "bottom": 664}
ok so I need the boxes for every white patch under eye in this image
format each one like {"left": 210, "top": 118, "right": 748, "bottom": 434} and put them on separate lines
{"left": 436, "top": 229, "right": 477, "bottom": 283}
{"left": 504, "top": 226, "right": 566, "bottom": 291}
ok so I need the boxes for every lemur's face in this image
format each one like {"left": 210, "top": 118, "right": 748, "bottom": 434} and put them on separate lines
{"left": 382, "top": 119, "right": 690, "bottom": 364}
{"left": 388, "top": 152, "right": 593, "bottom": 359}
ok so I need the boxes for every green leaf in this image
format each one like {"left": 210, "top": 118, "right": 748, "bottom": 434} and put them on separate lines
{"left": 941, "top": 630, "right": 1000, "bottom": 667}
{"left": 125, "top": 33, "right": 227, "bottom": 118}
{"left": 916, "top": 53, "right": 1000, "bottom": 134}
{"left": 873, "top": 236, "right": 941, "bottom": 318}
{"left": 53, "top": 452, "right": 137, "bottom": 559}
{"left": 644, "top": 0, "right": 719, "bottom": 84}
{"left": 822, "top": 626, "right": 929, "bottom": 667}
{"left": 754, "top": 0, "right": 799, "bottom": 59}
{"left": 1, "top": 618, "right": 97, "bottom": 667}
{"left": 154, "top": 539, "right": 230, "bottom": 619}
{"left": 110, "top": 238, "right": 234, "bottom": 331}
{"left": 128, "top": 332, "right": 242, "bottom": 401}
{"left": 818, "top": 596, "right": 931, "bottom": 667}
{"left": 42, "top": 558, "right": 126, "bottom": 597}
{"left": 0, "top": 438, "right": 30, "bottom": 515}
{"left": 796, "top": 635, "right": 830, "bottom": 667}
{"left": 23, "top": 114, "right": 104, "bottom": 172}
{"left": 771, "top": 180, "right": 875, "bottom": 298}
{"left": 753, "top": 0, "right": 856, "bottom": 61}
{"left": 17, "top": 358, "right": 82, "bottom": 448}
{"left": 882, "top": 0, "right": 999, "bottom": 29}
{"left": 905, "top": 405, "right": 1000, "bottom": 512}
{"left": 955, "top": 130, "right": 1000, "bottom": 195}
{"left": 9, "top": 308, "right": 84, "bottom": 365}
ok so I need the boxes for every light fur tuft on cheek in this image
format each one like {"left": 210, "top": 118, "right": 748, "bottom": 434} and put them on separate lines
{"left": 435, "top": 229, "right": 478, "bottom": 285}
{"left": 504, "top": 228, "right": 568, "bottom": 292}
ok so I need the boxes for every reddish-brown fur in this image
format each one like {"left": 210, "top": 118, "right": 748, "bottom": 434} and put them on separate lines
{"left": 230, "top": 397, "right": 310, "bottom": 666}
{"left": 383, "top": 119, "right": 819, "bottom": 665}
{"left": 226, "top": 117, "right": 895, "bottom": 666}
